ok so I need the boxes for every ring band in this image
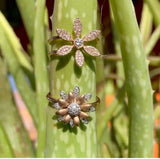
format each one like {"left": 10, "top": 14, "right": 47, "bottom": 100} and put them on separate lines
{"left": 48, "top": 36, "right": 60, "bottom": 45}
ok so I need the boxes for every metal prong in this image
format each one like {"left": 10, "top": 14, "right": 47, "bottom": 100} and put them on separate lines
{"left": 46, "top": 92, "right": 58, "bottom": 103}
{"left": 49, "top": 50, "right": 57, "bottom": 56}
{"left": 48, "top": 36, "right": 60, "bottom": 45}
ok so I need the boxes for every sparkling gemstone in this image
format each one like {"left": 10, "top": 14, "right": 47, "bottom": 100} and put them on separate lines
{"left": 53, "top": 103, "right": 61, "bottom": 110}
{"left": 73, "top": 86, "right": 80, "bottom": 97}
{"left": 81, "top": 119, "right": 88, "bottom": 124}
{"left": 60, "top": 90, "right": 68, "bottom": 100}
{"left": 58, "top": 115, "right": 64, "bottom": 121}
{"left": 74, "top": 38, "right": 83, "bottom": 49}
{"left": 69, "top": 119, "right": 74, "bottom": 127}
{"left": 84, "top": 93, "right": 92, "bottom": 101}
{"left": 89, "top": 106, "right": 95, "bottom": 112}
{"left": 68, "top": 103, "right": 80, "bottom": 116}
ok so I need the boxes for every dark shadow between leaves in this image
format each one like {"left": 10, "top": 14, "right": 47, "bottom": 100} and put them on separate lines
{"left": 55, "top": 54, "right": 71, "bottom": 71}
{"left": 84, "top": 53, "right": 96, "bottom": 72}
{"left": 74, "top": 62, "right": 82, "bottom": 78}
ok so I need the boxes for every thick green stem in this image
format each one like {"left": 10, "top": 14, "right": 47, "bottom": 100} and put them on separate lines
{"left": 45, "top": 0, "right": 99, "bottom": 157}
{"left": 109, "top": 0, "right": 153, "bottom": 157}
{"left": 33, "top": 0, "right": 49, "bottom": 157}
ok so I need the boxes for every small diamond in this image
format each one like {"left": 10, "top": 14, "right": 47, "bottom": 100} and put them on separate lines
{"left": 84, "top": 93, "right": 92, "bottom": 101}
{"left": 89, "top": 106, "right": 95, "bottom": 112}
{"left": 53, "top": 103, "right": 61, "bottom": 110}
{"left": 68, "top": 103, "right": 80, "bottom": 116}
{"left": 81, "top": 119, "right": 88, "bottom": 124}
{"left": 74, "top": 38, "right": 83, "bottom": 49}
{"left": 60, "top": 90, "right": 68, "bottom": 100}
{"left": 70, "top": 119, "right": 74, "bottom": 127}
{"left": 73, "top": 86, "right": 80, "bottom": 97}
{"left": 58, "top": 115, "right": 64, "bottom": 121}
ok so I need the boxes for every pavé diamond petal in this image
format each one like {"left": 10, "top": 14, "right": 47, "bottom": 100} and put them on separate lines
{"left": 73, "top": 18, "right": 82, "bottom": 37}
{"left": 75, "top": 50, "right": 84, "bottom": 67}
{"left": 60, "top": 91, "right": 68, "bottom": 100}
{"left": 56, "top": 45, "right": 73, "bottom": 56}
{"left": 84, "top": 93, "right": 92, "bottom": 101}
{"left": 53, "top": 103, "right": 61, "bottom": 110}
{"left": 83, "top": 46, "right": 101, "bottom": 56}
{"left": 56, "top": 29, "right": 73, "bottom": 41}
{"left": 83, "top": 30, "right": 100, "bottom": 42}
{"left": 73, "top": 86, "right": 80, "bottom": 97}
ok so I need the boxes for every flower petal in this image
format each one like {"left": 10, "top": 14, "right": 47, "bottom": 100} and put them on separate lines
{"left": 73, "top": 18, "right": 82, "bottom": 37}
{"left": 58, "top": 99, "right": 69, "bottom": 108}
{"left": 79, "top": 111, "right": 89, "bottom": 119}
{"left": 75, "top": 50, "right": 84, "bottom": 67}
{"left": 56, "top": 108, "right": 68, "bottom": 115}
{"left": 56, "top": 29, "right": 73, "bottom": 41}
{"left": 83, "top": 46, "right": 101, "bottom": 56}
{"left": 64, "top": 114, "right": 71, "bottom": 123}
{"left": 68, "top": 92, "right": 75, "bottom": 102}
{"left": 73, "top": 116, "right": 80, "bottom": 126}
{"left": 57, "top": 45, "right": 73, "bottom": 55}
{"left": 76, "top": 96, "right": 85, "bottom": 105}
{"left": 82, "top": 30, "right": 100, "bottom": 41}
{"left": 80, "top": 104, "right": 92, "bottom": 111}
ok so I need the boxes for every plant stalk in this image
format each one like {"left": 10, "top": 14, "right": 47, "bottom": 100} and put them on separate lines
{"left": 45, "top": 0, "right": 99, "bottom": 157}
{"left": 33, "top": 0, "right": 49, "bottom": 157}
{"left": 109, "top": 0, "right": 153, "bottom": 157}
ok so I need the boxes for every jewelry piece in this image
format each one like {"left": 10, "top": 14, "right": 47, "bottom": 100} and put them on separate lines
{"left": 49, "top": 18, "right": 101, "bottom": 67}
{"left": 47, "top": 86, "right": 100, "bottom": 127}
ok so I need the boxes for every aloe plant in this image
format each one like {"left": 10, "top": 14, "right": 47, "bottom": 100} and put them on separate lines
{"left": 109, "top": 0, "right": 153, "bottom": 157}
{"left": 0, "top": 0, "right": 159, "bottom": 157}
{"left": 45, "top": 0, "right": 100, "bottom": 157}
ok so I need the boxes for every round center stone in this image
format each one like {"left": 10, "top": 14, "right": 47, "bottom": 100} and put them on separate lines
{"left": 68, "top": 103, "right": 80, "bottom": 116}
{"left": 74, "top": 38, "right": 83, "bottom": 49}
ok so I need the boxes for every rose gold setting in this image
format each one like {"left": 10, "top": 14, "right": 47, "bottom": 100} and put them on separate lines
{"left": 49, "top": 18, "right": 101, "bottom": 67}
{"left": 46, "top": 86, "right": 100, "bottom": 127}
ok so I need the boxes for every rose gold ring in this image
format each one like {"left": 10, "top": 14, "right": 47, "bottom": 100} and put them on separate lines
{"left": 46, "top": 86, "right": 100, "bottom": 127}
{"left": 48, "top": 17, "right": 101, "bottom": 67}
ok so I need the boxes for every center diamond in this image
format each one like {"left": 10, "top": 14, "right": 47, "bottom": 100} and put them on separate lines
{"left": 74, "top": 38, "right": 83, "bottom": 49}
{"left": 68, "top": 103, "right": 80, "bottom": 116}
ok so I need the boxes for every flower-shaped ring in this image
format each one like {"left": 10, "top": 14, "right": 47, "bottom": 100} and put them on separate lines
{"left": 47, "top": 86, "right": 100, "bottom": 127}
{"left": 48, "top": 18, "right": 101, "bottom": 67}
